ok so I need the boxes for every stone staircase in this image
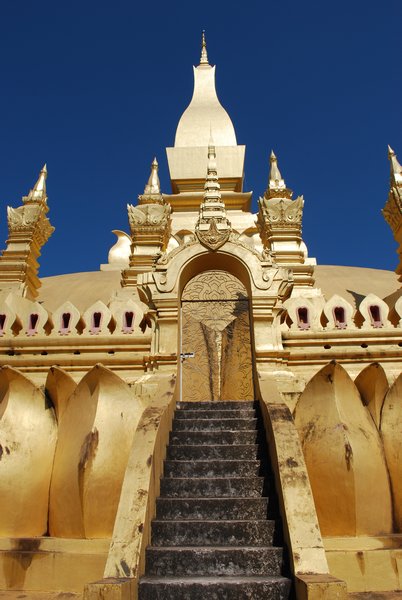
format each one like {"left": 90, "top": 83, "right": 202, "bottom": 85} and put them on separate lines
{"left": 139, "top": 400, "right": 292, "bottom": 599}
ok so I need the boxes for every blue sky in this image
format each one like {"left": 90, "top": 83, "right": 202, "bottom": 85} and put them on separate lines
{"left": 0, "top": 0, "right": 400, "bottom": 277}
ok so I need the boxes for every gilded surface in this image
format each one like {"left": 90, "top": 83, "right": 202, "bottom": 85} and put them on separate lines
{"left": 294, "top": 362, "right": 392, "bottom": 536}
{"left": 181, "top": 271, "right": 253, "bottom": 401}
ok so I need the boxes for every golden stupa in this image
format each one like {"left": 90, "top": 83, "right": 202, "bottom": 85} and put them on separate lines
{"left": 0, "top": 34, "right": 401, "bottom": 600}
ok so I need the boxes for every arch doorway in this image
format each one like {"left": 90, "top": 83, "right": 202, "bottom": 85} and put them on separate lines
{"left": 180, "top": 270, "right": 254, "bottom": 402}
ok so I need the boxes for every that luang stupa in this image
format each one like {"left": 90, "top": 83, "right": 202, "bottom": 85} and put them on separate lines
{"left": 0, "top": 33, "right": 401, "bottom": 600}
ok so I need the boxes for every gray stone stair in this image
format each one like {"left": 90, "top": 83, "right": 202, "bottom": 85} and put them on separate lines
{"left": 163, "top": 459, "right": 261, "bottom": 477}
{"left": 138, "top": 401, "right": 291, "bottom": 600}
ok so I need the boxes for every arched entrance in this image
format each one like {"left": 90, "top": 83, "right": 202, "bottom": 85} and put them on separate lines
{"left": 180, "top": 270, "right": 254, "bottom": 401}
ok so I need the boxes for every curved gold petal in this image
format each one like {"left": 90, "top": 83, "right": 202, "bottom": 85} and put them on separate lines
{"left": 0, "top": 366, "right": 57, "bottom": 536}
{"left": 294, "top": 362, "right": 392, "bottom": 536}
{"left": 45, "top": 366, "right": 77, "bottom": 422}
{"left": 355, "top": 363, "right": 389, "bottom": 429}
{"left": 381, "top": 372, "right": 402, "bottom": 531}
{"left": 49, "top": 364, "right": 143, "bottom": 538}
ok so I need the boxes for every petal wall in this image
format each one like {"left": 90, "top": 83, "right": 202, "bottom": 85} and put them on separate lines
{"left": 0, "top": 367, "right": 57, "bottom": 536}
{"left": 294, "top": 362, "right": 392, "bottom": 536}
{"left": 49, "top": 365, "right": 143, "bottom": 538}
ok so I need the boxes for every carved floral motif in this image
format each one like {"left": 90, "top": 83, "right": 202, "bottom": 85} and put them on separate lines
{"left": 195, "top": 217, "right": 231, "bottom": 251}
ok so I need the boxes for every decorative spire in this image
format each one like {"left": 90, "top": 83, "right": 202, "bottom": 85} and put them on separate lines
{"left": 265, "top": 151, "right": 292, "bottom": 199}
{"left": 383, "top": 145, "right": 402, "bottom": 282}
{"left": 388, "top": 145, "right": 402, "bottom": 186}
{"left": 195, "top": 143, "right": 231, "bottom": 251}
{"left": 138, "top": 157, "right": 164, "bottom": 204}
{"left": 144, "top": 157, "right": 161, "bottom": 195}
{"left": 24, "top": 164, "right": 48, "bottom": 205}
{"left": 200, "top": 30, "right": 209, "bottom": 66}
{"left": 0, "top": 164, "right": 54, "bottom": 299}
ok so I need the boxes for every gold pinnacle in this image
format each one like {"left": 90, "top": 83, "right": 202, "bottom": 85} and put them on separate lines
{"left": 200, "top": 30, "right": 209, "bottom": 65}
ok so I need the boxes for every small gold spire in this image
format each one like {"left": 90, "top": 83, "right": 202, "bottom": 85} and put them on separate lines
{"left": 388, "top": 145, "right": 402, "bottom": 186}
{"left": 265, "top": 151, "right": 293, "bottom": 199}
{"left": 200, "top": 30, "right": 209, "bottom": 66}
{"left": 24, "top": 164, "right": 48, "bottom": 204}
{"left": 144, "top": 157, "right": 161, "bottom": 195}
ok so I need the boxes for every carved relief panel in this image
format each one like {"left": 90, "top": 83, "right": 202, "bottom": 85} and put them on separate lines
{"left": 181, "top": 270, "right": 254, "bottom": 402}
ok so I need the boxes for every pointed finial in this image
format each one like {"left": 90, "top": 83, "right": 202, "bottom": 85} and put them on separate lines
{"left": 388, "top": 145, "right": 402, "bottom": 186}
{"left": 265, "top": 151, "right": 293, "bottom": 199}
{"left": 269, "top": 150, "right": 285, "bottom": 190}
{"left": 200, "top": 30, "right": 209, "bottom": 65}
{"left": 24, "top": 164, "right": 48, "bottom": 204}
{"left": 143, "top": 157, "right": 161, "bottom": 195}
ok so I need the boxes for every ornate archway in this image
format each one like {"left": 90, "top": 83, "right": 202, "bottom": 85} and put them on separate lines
{"left": 181, "top": 270, "right": 254, "bottom": 402}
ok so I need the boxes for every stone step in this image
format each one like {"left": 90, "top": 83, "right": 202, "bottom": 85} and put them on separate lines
{"left": 167, "top": 443, "right": 259, "bottom": 460}
{"left": 160, "top": 477, "right": 266, "bottom": 498}
{"left": 170, "top": 430, "right": 260, "bottom": 446}
{"left": 145, "top": 546, "right": 283, "bottom": 576}
{"left": 151, "top": 519, "right": 275, "bottom": 546}
{"left": 172, "top": 418, "right": 258, "bottom": 432}
{"left": 139, "top": 575, "right": 291, "bottom": 600}
{"left": 175, "top": 409, "right": 256, "bottom": 420}
{"left": 155, "top": 497, "right": 271, "bottom": 520}
{"left": 176, "top": 401, "right": 256, "bottom": 411}
{"left": 164, "top": 459, "right": 261, "bottom": 478}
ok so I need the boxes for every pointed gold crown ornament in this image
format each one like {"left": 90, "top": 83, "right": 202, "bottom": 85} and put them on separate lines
{"left": 195, "top": 139, "right": 231, "bottom": 251}
{"left": 200, "top": 30, "right": 209, "bottom": 66}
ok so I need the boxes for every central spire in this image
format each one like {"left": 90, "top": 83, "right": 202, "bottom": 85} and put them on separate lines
{"left": 200, "top": 30, "right": 209, "bottom": 66}
{"left": 173, "top": 33, "right": 237, "bottom": 148}
{"left": 166, "top": 35, "right": 246, "bottom": 194}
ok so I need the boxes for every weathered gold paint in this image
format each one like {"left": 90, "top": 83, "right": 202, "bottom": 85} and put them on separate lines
{"left": 257, "top": 374, "right": 348, "bottom": 600}
{"left": 355, "top": 362, "right": 389, "bottom": 428}
{"left": 181, "top": 271, "right": 253, "bottom": 401}
{"left": 0, "top": 366, "right": 57, "bottom": 536}
{"left": 46, "top": 366, "right": 77, "bottom": 421}
{"left": 0, "top": 538, "right": 109, "bottom": 592}
{"left": 0, "top": 35, "right": 401, "bottom": 600}
{"left": 294, "top": 362, "right": 392, "bottom": 536}
{"left": 381, "top": 372, "right": 402, "bottom": 531}
{"left": 85, "top": 372, "right": 176, "bottom": 600}
{"left": 49, "top": 365, "right": 143, "bottom": 538}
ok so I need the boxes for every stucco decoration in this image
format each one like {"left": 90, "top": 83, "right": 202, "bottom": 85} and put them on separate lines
{"left": 51, "top": 300, "right": 82, "bottom": 336}
{"left": 109, "top": 297, "right": 144, "bottom": 334}
{"left": 0, "top": 366, "right": 57, "bottom": 536}
{"left": 46, "top": 366, "right": 77, "bottom": 422}
{"left": 107, "top": 230, "right": 131, "bottom": 267}
{"left": 150, "top": 241, "right": 282, "bottom": 295}
{"left": 359, "top": 293, "right": 392, "bottom": 330}
{"left": 283, "top": 297, "right": 319, "bottom": 331}
{"left": 0, "top": 299, "right": 17, "bottom": 337}
{"left": 181, "top": 271, "right": 253, "bottom": 401}
{"left": 294, "top": 362, "right": 392, "bottom": 536}
{"left": 393, "top": 293, "right": 402, "bottom": 326}
{"left": 323, "top": 294, "right": 356, "bottom": 330}
{"left": 48, "top": 364, "right": 143, "bottom": 538}
{"left": 381, "top": 372, "right": 402, "bottom": 531}
{"left": 355, "top": 363, "right": 389, "bottom": 429}
{"left": 19, "top": 299, "right": 49, "bottom": 337}
{"left": 82, "top": 301, "right": 113, "bottom": 336}
{"left": 0, "top": 165, "right": 54, "bottom": 300}
{"left": 382, "top": 146, "right": 402, "bottom": 282}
